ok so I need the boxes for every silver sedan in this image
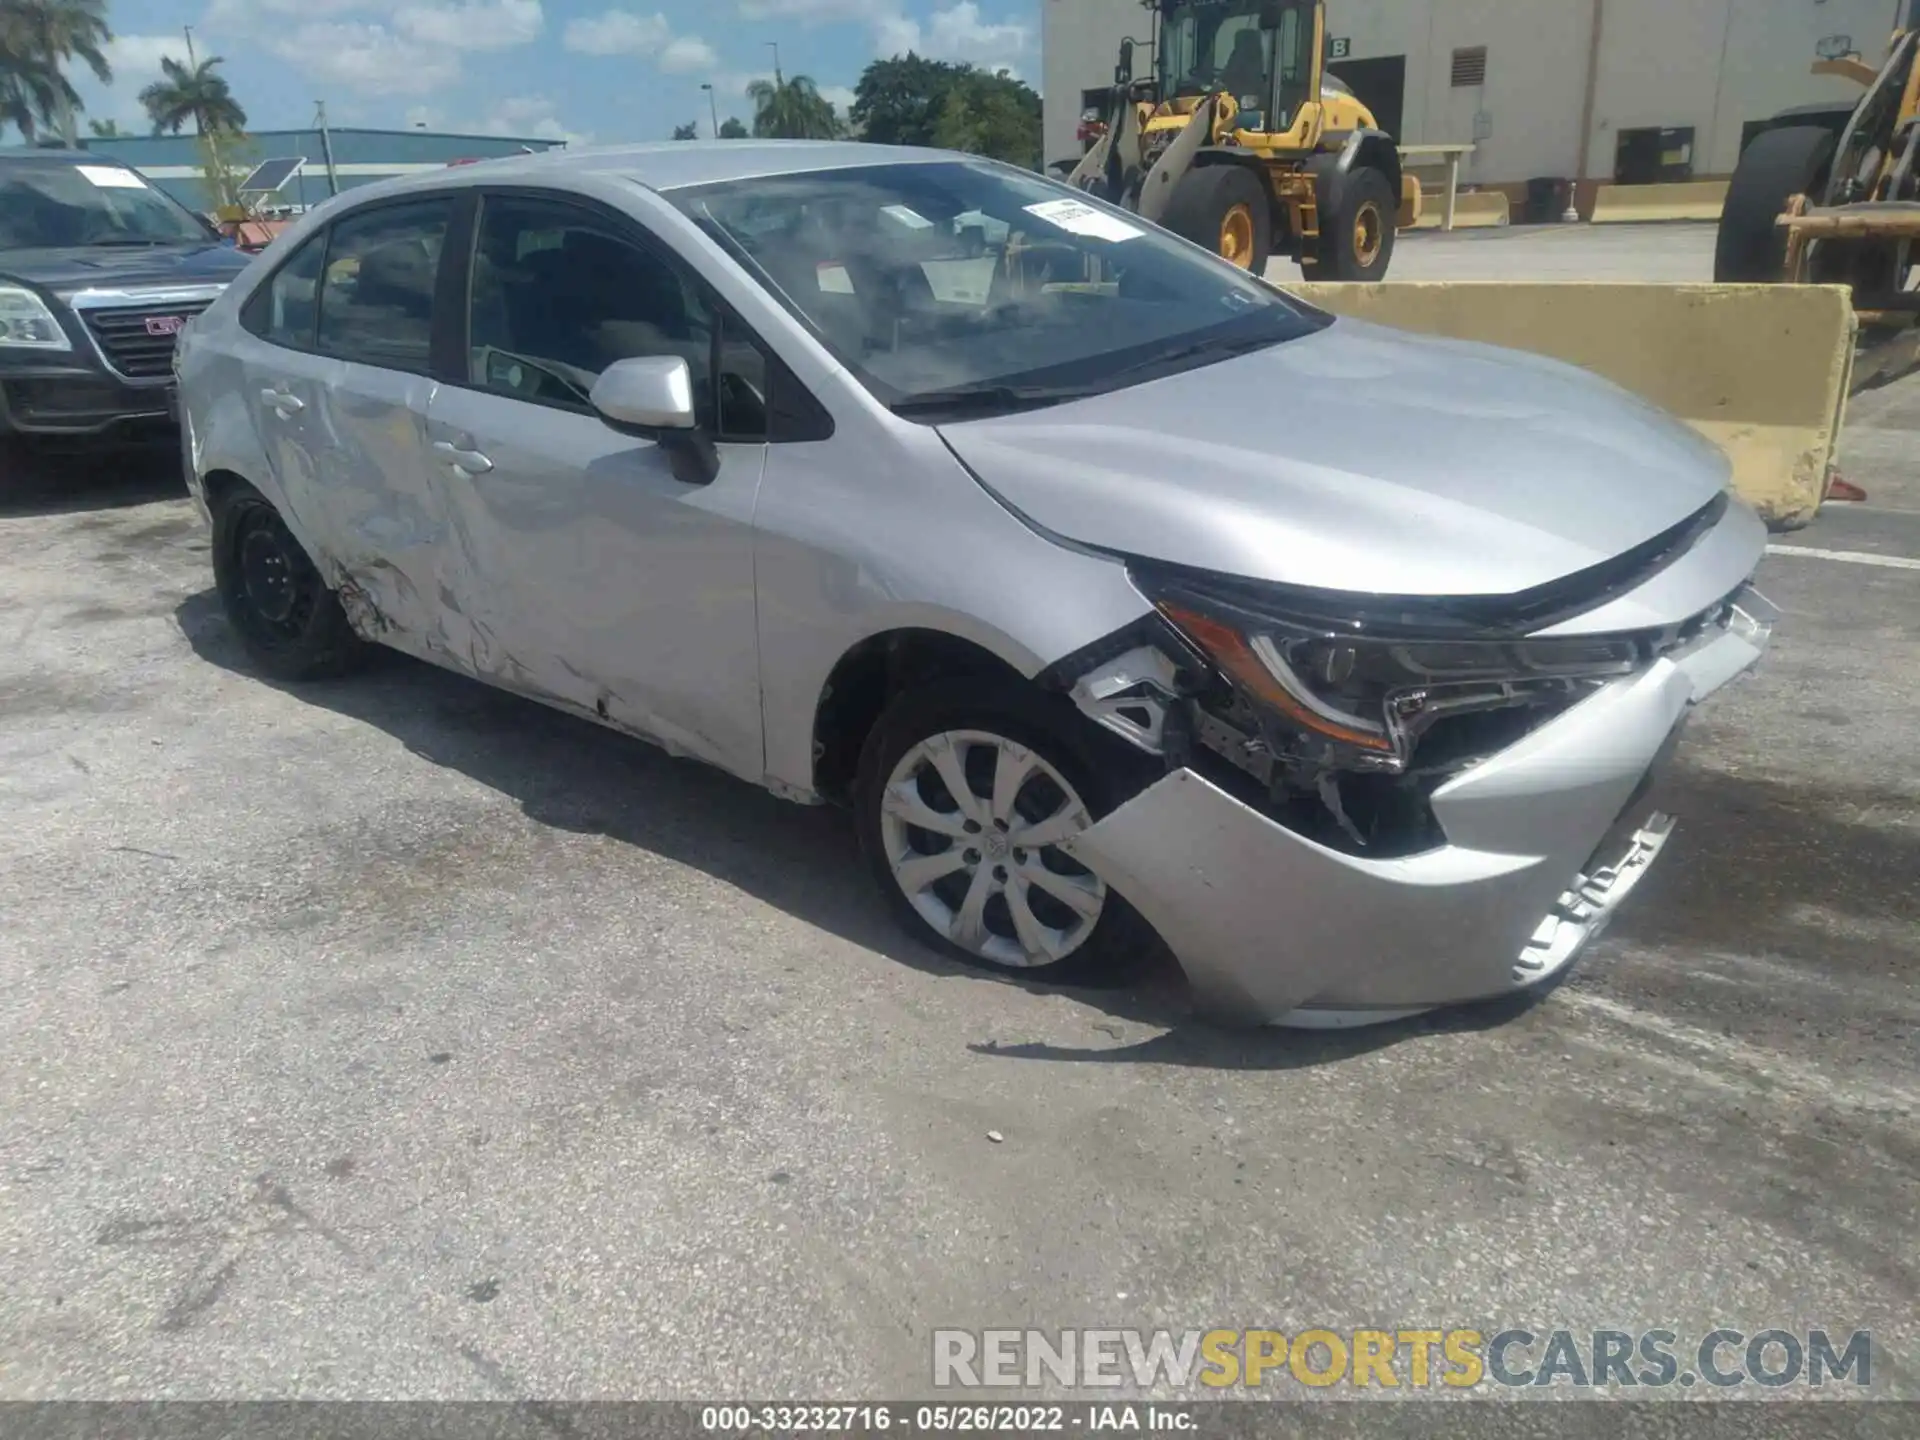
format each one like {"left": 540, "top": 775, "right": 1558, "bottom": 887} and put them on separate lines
{"left": 175, "top": 141, "right": 1773, "bottom": 1027}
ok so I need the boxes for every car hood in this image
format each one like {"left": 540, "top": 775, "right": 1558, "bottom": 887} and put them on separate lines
{"left": 0, "top": 241, "right": 251, "bottom": 295}
{"left": 936, "top": 318, "right": 1733, "bottom": 597}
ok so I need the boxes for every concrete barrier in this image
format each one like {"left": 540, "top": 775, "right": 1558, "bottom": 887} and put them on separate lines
{"left": 1590, "top": 180, "right": 1730, "bottom": 224}
{"left": 1282, "top": 282, "right": 1858, "bottom": 530}
{"left": 1410, "top": 190, "right": 1511, "bottom": 230}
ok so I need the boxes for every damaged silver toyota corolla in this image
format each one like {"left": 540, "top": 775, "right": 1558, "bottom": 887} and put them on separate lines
{"left": 176, "top": 143, "right": 1774, "bottom": 1027}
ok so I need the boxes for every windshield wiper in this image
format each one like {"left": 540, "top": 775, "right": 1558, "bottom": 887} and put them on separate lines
{"left": 84, "top": 238, "right": 170, "bottom": 247}
{"left": 890, "top": 382, "right": 1107, "bottom": 420}
{"left": 1105, "top": 330, "right": 1282, "bottom": 382}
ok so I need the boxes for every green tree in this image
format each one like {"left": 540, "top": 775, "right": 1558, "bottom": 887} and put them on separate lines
{"left": 851, "top": 54, "right": 1040, "bottom": 167}
{"left": 0, "top": 0, "right": 112, "bottom": 146}
{"left": 717, "top": 115, "right": 747, "bottom": 139}
{"left": 747, "top": 72, "right": 840, "bottom": 140}
{"left": 849, "top": 52, "right": 961, "bottom": 149}
{"left": 671, "top": 119, "right": 698, "bottom": 140}
{"left": 138, "top": 54, "right": 246, "bottom": 136}
{"left": 86, "top": 113, "right": 121, "bottom": 135}
{"left": 930, "top": 68, "right": 1041, "bottom": 169}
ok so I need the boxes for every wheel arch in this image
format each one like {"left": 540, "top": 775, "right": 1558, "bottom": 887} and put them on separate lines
{"left": 810, "top": 626, "right": 1038, "bottom": 805}
{"left": 1335, "top": 130, "right": 1402, "bottom": 202}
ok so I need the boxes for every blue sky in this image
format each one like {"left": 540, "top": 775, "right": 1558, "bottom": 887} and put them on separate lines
{"left": 77, "top": 0, "right": 1039, "bottom": 144}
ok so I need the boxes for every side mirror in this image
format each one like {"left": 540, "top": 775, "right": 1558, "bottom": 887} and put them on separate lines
{"left": 589, "top": 355, "right": 718, "bottom": 486}
{"left": 590, "top": 354, "right": 697, "bottom": 431}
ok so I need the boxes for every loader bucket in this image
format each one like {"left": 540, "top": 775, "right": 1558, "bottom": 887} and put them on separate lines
{"left": 1282, "top": 281, "right": 1858, "bottom": 530}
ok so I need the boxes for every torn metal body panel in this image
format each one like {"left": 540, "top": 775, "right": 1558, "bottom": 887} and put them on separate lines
{"left": 1060, "top": 591, "right": 1776, "bottom": 1026}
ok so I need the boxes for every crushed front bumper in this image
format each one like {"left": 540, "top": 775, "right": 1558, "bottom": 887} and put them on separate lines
{"left": 1060, "top": 588, "right": 1777, "bottom": 1028}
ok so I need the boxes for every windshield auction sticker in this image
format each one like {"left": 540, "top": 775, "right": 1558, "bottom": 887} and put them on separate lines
{"left": 76, "top": 165, "right": 149, "bottom": 189}
{"left": 1023, "top": 198, "right": 1143, "bottom": 243}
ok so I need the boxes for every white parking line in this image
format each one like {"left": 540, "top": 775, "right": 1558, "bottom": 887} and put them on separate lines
{"left": 1765, "top": 544, "right": 1920, "bottom": 570}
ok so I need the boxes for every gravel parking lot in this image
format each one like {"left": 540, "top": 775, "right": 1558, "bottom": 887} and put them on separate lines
{"left": 2, "top": 226, "right": 1917, "bottom": 1408}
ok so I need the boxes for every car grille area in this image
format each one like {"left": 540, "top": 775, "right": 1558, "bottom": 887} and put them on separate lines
{"left": 79, "top": 300, "right": 214, "bottom": 380}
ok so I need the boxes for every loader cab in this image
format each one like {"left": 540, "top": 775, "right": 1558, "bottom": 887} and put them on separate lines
{"left": 1155, "top": 0, "right": 1319, "bottom": 135}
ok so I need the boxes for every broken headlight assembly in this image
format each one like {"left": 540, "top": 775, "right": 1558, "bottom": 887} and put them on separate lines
{"left": 1132, "top": 565, "right": 1644, "bottom": 782}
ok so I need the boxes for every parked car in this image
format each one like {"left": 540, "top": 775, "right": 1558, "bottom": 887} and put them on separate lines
{"left": 0, "top": 147, "right": 251, "bottom": 445}
{"left": 175, "top": 142, "right": 1775, "bottom": 1027}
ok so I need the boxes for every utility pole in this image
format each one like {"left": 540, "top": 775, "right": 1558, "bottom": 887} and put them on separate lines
{"left": 183, "top": 25, "right": 197, "bottom": 66}
{"left": 766, "top": 41, "right": 782, "bottom": 84}
{"left": 315, "top": 101, "right": 340, "bottom": 197}
{"left": 701, "top": 82, "right": 719, "bottom": 138}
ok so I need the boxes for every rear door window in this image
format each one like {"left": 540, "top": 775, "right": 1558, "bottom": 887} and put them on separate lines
{"left": 241, "top": 233, "right": 326, "bottom": 349}
{"left": 313, "top": 200, "right": 453, "bottom": 374}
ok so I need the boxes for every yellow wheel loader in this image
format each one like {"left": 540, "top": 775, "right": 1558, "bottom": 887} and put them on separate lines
{"left": 1066, "top": 0, "right": 1420, "bottom": 279}
{"left": 1717, "top": 0, "right": 1920, "bottom": 310}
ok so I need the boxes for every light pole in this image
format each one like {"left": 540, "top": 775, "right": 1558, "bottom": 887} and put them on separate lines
{"left": 701, "top": 82, "right": 719, "bottom": 138}
{"left": 766, "top": 41, "right": 782, "bottom": 84}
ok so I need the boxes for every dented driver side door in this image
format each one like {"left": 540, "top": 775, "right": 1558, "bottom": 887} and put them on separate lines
{"left": 242, "top": 196, "right": 459, "bottom": 644}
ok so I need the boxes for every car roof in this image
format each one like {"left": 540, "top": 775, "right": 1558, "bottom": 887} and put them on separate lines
{"left": 338, "top": 140, "right": 973, "bottom": 206}
{"left": 0, "top": 146, "right": 135, "bottom": 168}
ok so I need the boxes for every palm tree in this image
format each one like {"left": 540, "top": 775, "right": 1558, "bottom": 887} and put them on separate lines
{"left": 139, "top": 54, "right": 245, "bottom": 137}
{"left": 0, "top": 0, "right": 113, "bottom": 146}
{"left": 747, "top": 72, "right": 841, "bottom": 140}
{"left": 86, "top": 113, "right": 119, "bottom": 135}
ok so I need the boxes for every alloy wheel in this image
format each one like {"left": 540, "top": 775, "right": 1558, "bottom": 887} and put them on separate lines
{"left": 878, "top": 729, "right": 1106, "bottom": 969}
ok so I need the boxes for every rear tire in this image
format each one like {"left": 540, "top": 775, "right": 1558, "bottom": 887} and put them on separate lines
{"left": 1714, "top": 125, "right": 1835, "bottom": 283}
{"left": 1161, "top": 165, "right": 1272, "bottom": 272}
{"left": 854, "top": 678, "right": 1153, "bottom": 985}
{"left": 211, "top": 481, "right": 367, "bottom": 681}
{"left": 1314, "top": 165, "right": 1397, "bottom": 282}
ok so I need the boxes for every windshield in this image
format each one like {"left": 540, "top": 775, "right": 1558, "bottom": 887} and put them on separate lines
{"left": 0, "top": 162, "right": 212, "bottom": 250}
{"left": 670, "top": 159, "right": 1329, "bottom": 420}
{"left": 1159, "top": 0, "right": 1273, "bottom": 102}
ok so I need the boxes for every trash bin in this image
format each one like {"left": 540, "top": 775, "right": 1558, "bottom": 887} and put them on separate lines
{"left": 1525, "top": 177, "right": 1572, "bottom": 224}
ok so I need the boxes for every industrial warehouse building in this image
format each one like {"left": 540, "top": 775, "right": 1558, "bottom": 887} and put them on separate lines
{"left": 1043, "top": 0, "right": 1903, "bottom": 215}
{"left": 78, "top": 127, "right": 566, "bottom": 215}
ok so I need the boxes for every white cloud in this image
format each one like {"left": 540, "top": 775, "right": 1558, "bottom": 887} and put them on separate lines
{"left": 396, "top": 0, "right": 544, "bottom": 51}
{"left": 738, "top": 0, "right": 890, "bottom": 19}
{"left": 104, "top": 34, "right": 187, "bottom": 81}
{"left": 563, "top": 9, "right": 671, "bottom": 55}
{"left": 817, "top": 84, "right": 856, "bottom": 112}
{"left": 469, "top": 94, "right": 592, "bottom": 144}
{"left": 274, "top": 20, "right": 461, "bottom": 94}
{"left": 876, "top": 2, "right": 1029, "bottom": 68}
{"left": 658, "top": 35, "right": 719, "bottom": 73}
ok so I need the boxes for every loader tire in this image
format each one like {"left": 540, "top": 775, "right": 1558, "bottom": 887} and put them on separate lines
{"left": 1162, "top": 165, "right": 1272, "bottom": 272}
{"left": 1315, "top": 165, "right": 1396, "bottom": 282}
{"left": 1714, "top": 125, "right": 1835, "bottom": 283}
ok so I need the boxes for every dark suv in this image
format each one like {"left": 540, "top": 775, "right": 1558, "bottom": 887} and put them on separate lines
{"left": 0, "top": 147, "right": 253, "bottom": 443}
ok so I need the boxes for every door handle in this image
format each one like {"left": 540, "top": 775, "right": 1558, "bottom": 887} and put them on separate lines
{"left": 259, "top": 386, "right": 304, "bottom": 416}
{"left": 432, "top": 439, "right": 494, "bottom": 474}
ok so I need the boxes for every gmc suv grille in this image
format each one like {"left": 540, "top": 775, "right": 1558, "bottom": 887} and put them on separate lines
{"left": 80, "top": 301, "right": 214, "bottom": 380}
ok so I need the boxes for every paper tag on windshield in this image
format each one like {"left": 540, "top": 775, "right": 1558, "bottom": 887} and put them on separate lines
{"left": 1023, "top": 198, "right": 1142, "bottom": 243}
{"left": 881, "top": 204, "right": 934, "bottom": 229}
{"left": 77, "top": 165, "right": 149, "bottom": 189}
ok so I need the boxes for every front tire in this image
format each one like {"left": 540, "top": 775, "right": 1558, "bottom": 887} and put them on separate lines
{"left": 211, "top": 482, "right": 367, "bottom": 681}
{"left": 854, "top": 680, "right": 1150, "bottom": 984}
{"left": 1714, "top": 125, "right": 1835, "bottom": 283}
{"left": 1162, "top": 165, "right": 1272, "bottom": 272}
{"left": 1314, "top": 165, "right": 1397, "bottom": 281}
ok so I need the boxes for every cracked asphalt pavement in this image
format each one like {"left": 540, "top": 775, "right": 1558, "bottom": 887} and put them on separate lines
{"left": 0, "top": 361, "right": 1915, "bottom": 1409}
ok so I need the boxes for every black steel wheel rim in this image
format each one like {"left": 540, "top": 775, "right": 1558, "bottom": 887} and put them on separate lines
{"left": 233, "top": 507, "right": 317, "bottom": 642}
